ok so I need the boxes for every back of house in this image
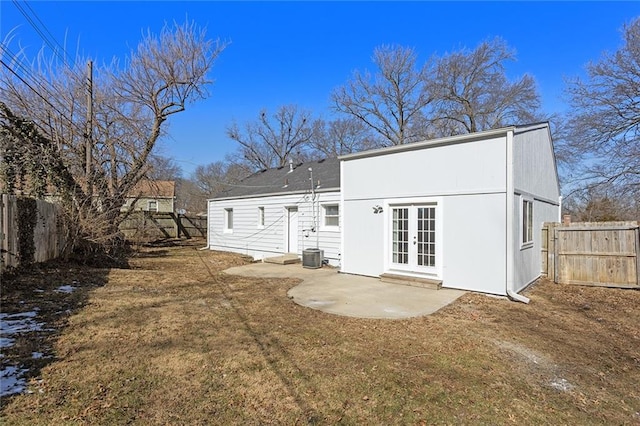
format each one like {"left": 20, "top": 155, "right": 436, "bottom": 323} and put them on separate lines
{"left": 207, "top": 123, "right": 560, "bottom": 298}
{"left": 339, "top": 123, "right": 560, "bottom": 297}
{"left": 207, "top": 158, "right": 341, "bottom": 265}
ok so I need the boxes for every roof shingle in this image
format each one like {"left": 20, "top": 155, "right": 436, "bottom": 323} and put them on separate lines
{"left": 212, "top": 158, "right": 340, "bottom": 200}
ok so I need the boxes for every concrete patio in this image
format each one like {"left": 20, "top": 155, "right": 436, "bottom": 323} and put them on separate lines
{"left": 222, "top": 262, "right": 466, "bottom": 319}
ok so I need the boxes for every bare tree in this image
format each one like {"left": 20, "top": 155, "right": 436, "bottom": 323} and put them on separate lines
{"left": 332, "top": 45, "right": 433, "bottom": 146}
{"left": 310, "top": 117, "right": 380, "bottom": 157}
{"left": 147, "top": 155, "right": 183, "bottom": 181}
{"left": 173, "top": 160, "right": 249, "bottom": 214}
{"left": 562, "top": 18, "right": 640, "bottom": 204}
{"left": 226, "top": 105, "right": 316, "bottom": 170}
{"left": 428, "top": 38, "right": 541, "bottom": 136}
{"left": 0, "top": 20, "right": 226, "bottom": 257}
{"left": 193, "top": 160, "right": 248, "bottom": 196}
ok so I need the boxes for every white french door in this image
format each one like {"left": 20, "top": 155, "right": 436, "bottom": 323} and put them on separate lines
{"left": 390, "top": 204, "right": 437, "bottom": 274}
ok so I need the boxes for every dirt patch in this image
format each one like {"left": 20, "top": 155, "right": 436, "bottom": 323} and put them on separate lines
{"left": 1, "top": 239, "right": 639, "bottom": 424}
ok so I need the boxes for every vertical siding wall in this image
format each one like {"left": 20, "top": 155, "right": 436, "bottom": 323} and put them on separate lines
{"left": 512, "top": 199, "right": 559, "bottom": 292}
{"left": 1, "top": 194, "right": 66, "bottom": 271}
{"left": 208, "top": 191, "right": 341, "bottom": 264}
{"left": 512, "top": 125, "right": 561, "bottom": 291}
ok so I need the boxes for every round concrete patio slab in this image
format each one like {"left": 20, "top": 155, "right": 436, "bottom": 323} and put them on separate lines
{"left": 222, "top": 262, "right": 466, "bottom": 319}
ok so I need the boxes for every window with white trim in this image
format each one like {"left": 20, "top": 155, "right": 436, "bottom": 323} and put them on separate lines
{"left": 522, "top": 198, "right": 533, "bottom": 246}
{"left": 224, "top": 208, "right": 233, "bottom": 233}
{"left": 258, "top": 206, "right": 265, "bottom": 228}
{"left": 148, "top": 200, "right": 158, "bottom": 212}
{"left": 323, "top": 204, "right": 339, "bottom": 228}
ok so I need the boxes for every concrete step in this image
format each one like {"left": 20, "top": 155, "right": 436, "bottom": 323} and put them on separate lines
{"left": 263, "top": 253, "right": 301, "bottom": 265}
{"left": 379, "top": 273, "right": 442, "bottom": 290}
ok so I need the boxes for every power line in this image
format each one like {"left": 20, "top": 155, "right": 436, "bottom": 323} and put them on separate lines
{"left": 0, "top": 58, "right": 69, "bottom": 123}
{"left": 0, "top": 52, "right": 88, "bottom": 137}
{"left": 11, "top": 0, "right": 79, "bottom": 71}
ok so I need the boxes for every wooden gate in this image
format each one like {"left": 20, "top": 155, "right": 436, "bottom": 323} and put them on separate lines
{"left": 542, "top": 221, "right": 640, "bottom": 288}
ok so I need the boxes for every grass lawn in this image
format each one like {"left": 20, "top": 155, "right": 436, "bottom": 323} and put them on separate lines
{"left": 1, "top": 239, "right": 639, "bottom": 424}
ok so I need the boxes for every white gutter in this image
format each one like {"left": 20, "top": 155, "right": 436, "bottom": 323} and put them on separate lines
{"left": 340, "top": 126, "right": 516, "bottom": 161}
{"left": 505, "top": 129, "right": 530, "bottom": 304}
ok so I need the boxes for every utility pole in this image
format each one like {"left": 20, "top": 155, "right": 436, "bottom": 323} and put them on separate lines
{"left": 85, "top": 60, "right": 93, "bottom": 195}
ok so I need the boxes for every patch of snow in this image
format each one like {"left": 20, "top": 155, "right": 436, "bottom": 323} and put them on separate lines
{"left": 3, "top": 311, "right": 37, "bottom": 319}
{"left": 33, "top": 289, "right": 45, "bottom": 293}
{"left": 0, "top": 312, "right": 46, "bottom": 351}
{"left": 32, "top": 352, "right": 44, "bottom": 359}
{"left": 55, "top": 285, "right": 76, "bottom": 294}
{"left": 1, "top": 366, "right": 28, "bottom": 397}
{"left": 0, "top": 312, "right": 44, "bottom": 335}
{"left": 0, "top": 337, "right": 15, "bottom": 349}
{"left": 550, "top": 378, "right": 574, "bottom": 392}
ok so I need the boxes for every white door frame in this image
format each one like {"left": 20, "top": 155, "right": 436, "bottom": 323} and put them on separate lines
{"left": 285, "top": 206, "right": 299, "bottom": 254}
{"left": 383, "top": 197, "right": 443, "bottom": 279}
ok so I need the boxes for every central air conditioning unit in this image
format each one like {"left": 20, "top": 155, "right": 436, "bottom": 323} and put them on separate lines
{"left": 302, "top": 248, "right": 324, "bottom": 269}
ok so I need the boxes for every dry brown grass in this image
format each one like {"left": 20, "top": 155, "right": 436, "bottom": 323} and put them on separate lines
{"left": 1, "top": 239, "right": 639, "bottom": 424}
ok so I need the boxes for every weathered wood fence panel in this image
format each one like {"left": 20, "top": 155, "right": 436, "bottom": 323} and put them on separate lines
{"left": 1, "top": 194, "right": 66, "bottom": 271}
{"left": 1, "top": 194, "right": 19, "bottom": 269}
{"left": 119, "top": 212, "right": 206, "bottom": 241}
{"left": 542, "top": 221, "right": 639, "bottom": 288}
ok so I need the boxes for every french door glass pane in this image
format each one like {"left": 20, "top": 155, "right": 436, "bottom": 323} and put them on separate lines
{"left": 416, "top": 207, "right": 435, "bottom": 267}
{"left": 392, "top": 208, "right": 409, "bottom": 264}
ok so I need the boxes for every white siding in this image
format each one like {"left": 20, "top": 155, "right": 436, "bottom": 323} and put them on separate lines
{"left": 513, "top": 125, "right": 561, "bottom": 202}
{"left": 341, "top": 134, "right": 510, "bottom": 294}
{"left": 443, "top": 194, "right": 507, "bottom": 294}
{"left": 512, "top": 124, "right": 561, "bottom": 291}
{"left": 513, "top": 197, "right": 559, "bottom": 292}
{"left": 341, "top": 199, "right": 385, "bottom": 276}
{"left": 342, "top": 135, "right": 507, "bottom": 200}
{"left": 208, "top": 191, "right": 341, "bottom": 265}
{"left": 342, "top": 193, "right": 508, "bottom": 295}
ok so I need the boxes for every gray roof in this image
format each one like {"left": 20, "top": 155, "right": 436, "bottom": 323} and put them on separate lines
{"left": 212, "top": 157, "right": 340, "bottom": 200}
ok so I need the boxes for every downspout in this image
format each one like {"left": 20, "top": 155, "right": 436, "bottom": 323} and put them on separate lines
{"left": 339, "top": 159, "right": 345, "bottom": 271}
{"left": 506, "top": 129, "right": 530, "bottom": 304}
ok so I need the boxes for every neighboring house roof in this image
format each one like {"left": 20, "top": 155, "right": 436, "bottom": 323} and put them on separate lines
{"left": 128, "top": 180, "right": 176, "bottom": 199}
{"left": 212, "top": 158, "right": 340, "bottom": 200}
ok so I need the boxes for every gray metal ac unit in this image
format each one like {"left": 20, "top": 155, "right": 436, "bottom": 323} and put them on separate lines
{"left": 302, "top": 248, "right": 323, "bottom": 269}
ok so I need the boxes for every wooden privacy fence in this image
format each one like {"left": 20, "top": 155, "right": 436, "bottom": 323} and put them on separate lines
{"left": 119, "top": 211, "right": 207, "bottom": 241}
{"left": 542, "top": 221, "right": 640, "bottom": 288}
{"left": 1, "top": 194, "right": 66, "bottom": 271}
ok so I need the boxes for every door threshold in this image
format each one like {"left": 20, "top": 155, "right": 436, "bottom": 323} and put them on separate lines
{"left": 380, "top": 273, "right": 442, "bottom": 290}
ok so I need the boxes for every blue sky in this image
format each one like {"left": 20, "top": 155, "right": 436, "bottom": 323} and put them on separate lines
{"left": 2, "top": 1, "right": 639, "bottom": 176}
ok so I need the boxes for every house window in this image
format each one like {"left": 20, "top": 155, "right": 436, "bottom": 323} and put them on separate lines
{"left": 148, "top": 200, "right": 158, "bottom": 212}
{"left": 522, "top": 198, "right": 533, "bottom": 246}
{"left": 323, "top": 204, "right": 339, "bottom": 227}
{"left": 258, "top": 206, "right": 265, "bottom": 228}
{"left": 224, "top": 208, "right": 233, "bottom": 233}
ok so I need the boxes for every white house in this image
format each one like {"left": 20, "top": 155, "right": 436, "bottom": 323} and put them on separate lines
{"left": 207, "top": 158, "right": 342, "bottom": 265}
{"left": 208, "top": 123, "right": 560, "bottom": 299}
{"left": 340, "top": 122, "right": 560, "bottom": 299}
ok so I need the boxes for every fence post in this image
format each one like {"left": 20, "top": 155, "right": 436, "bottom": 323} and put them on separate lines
{"left": 636, "top": 226, "right": 640, "bottom": 287}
